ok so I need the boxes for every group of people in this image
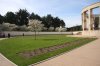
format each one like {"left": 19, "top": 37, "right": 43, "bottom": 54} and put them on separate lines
{"left": 0, "top": 32, "right": 25, "bottom": 38}
{"left": 0, "top": 33, "right": 10, "bottom": 38}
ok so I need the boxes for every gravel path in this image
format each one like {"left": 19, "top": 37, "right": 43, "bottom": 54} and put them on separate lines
{"left": 34, "top": 38, "right": 100, "bottom": 66}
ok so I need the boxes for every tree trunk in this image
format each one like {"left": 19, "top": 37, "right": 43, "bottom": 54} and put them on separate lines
{"left": 34, "top": 30, "right": 36, "bottom": 40}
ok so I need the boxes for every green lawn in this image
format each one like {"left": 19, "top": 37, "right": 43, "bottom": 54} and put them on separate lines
{"left": 0, "top": 35, "right": 96, "bottom": 66}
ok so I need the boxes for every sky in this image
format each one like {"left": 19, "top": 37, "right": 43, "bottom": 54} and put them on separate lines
{"left": 0, "top": 0, "right": 100, "bottom": 27}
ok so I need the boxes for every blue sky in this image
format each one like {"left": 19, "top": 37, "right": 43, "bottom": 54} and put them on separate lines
{"left": 0, "top": 0, "right": 100, "bottom": 27}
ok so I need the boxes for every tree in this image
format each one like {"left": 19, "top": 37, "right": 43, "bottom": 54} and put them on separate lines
{"left": 67, "top": 25, "right": 82, "bottom": 31}
{"left": 48, "top": 27, "right": 54, "bottom": 31}
{"left": 0, "top": 14, "right": 3, "bottom": 24}
{"left": 16, "top": 9, "right": 29, "bottom": 26}
{"left": 55, "top": 27, "right": 66, "bottom": 32}
{"left": 41, "top": 15, "right": 66, "bottom": 31}
{"left": 29, "top": 13, "right": 41, "bottom": 20}
{"left": 0, "top": 23, "right": 17, "bottom": 31}
{"left": 0, "top": 9, "right": 66, "bottom": 31}
{"left": 29, "top": 13, "right": 35, "bottom": 19}
{"left": 28, "top": 19, "right": 44, "bottom": 40}
{"left": 14, "top": 25, "right": 28, "bottom": 31}
{"left": 41, "top": 16, "right": 48, "bottom": 28}
{"left": 46, "top": 14, "right": 54, "bottom": 28}
{"left": 4, "top": 12, "right": 16, "bottom": 24}
{"left": 53, "top": 17, "right": 61, "bottom": 30}
{"left": 41, "top": 14, "right": 54, "bottom": 30}
{"left": 60, "top": 20, "right": 65, "bottom": 27}
{"left": 58, "top": 26, "right": 62, "bottom": 32}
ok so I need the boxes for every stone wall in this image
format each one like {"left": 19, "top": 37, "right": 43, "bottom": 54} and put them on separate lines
{"left": 3, "top": 31, "right": 73, "bottom": 36}
{"left": 82, "top": 30, "right": 100, "bottom": 37}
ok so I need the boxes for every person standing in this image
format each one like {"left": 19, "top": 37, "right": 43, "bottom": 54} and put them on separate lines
{"left": 8, "top": 33, "right": 10, "bottom": 38}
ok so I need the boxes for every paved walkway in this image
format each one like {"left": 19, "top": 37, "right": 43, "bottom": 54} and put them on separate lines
{"left": 34, "top": 38, "right": 100, "bottom": 66}
{"left": 0, "top": 53, "right": 17, "bottom": 66}
{"left": 0, "top": 38, "right": 17, "bottom": 66}
{"left": 67, "top": 35, "right": 98, "bottom": 38}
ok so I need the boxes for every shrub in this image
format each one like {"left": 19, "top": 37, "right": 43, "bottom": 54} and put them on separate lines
{"left": 48, "top": 27, "right": 54, "bottom": 31}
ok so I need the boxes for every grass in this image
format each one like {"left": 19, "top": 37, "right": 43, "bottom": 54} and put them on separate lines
{"left": 0, "top": 35, "right": 96, "bottom": 66}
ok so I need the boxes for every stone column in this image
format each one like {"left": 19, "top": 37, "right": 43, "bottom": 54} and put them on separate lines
{"left": 99, "top": 15, "right": 100, "bottom": 30}
{"left": 84, "top": 12, "right": 87, "bottom": 30}
{"left": 82, "top": 13, "right": 84, "bottom": 31}
{"left": 91, "top": 11, "right": 94, "bottom": 30}
{"left": 88, "top": 9, "right": 92, "bottom": 31}
{"left": 82, "top": 12, "right": 87, "bottom": 31}
{"left": 98, "top": 6, "right": 100, "bottom": 30}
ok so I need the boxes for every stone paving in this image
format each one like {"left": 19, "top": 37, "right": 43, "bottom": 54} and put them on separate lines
{"left": 0, "top": 53, "right": 17, "bottom": 66}
{"left": 33, "top": 38, "right": 100, "bottom": 66}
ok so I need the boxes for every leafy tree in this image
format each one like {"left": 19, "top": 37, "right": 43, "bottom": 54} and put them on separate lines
{"left": 29, "top": 13, "right": 41, "bottom": 20}
{"left": 29, "top": 13, "right": 35, "bottom": 19}
{"left": 0, "top": 14, "right": 3, "bottom": 24}
{"left": 28, "top": 19, "right": 44, "bottom": 40}
{"left": 42, "top": 15, "right": 66, "bottom": 31}
{"left": 48, "top": 27, "right": 54, "bottom": 31}
{"left": 46, "top": 14, "right": 54, "bottom": 27}
{"left": 41, "top": 16, "right": 48, "bottom": 28}
{"left": 53, "top": 17, "right": 61, "bottom": 30}
{"left": 67, "top": 25, "right": 82, "bottom": 31}
{"left": 14, "top": 25, "right": 28, "bottom": 31}
{"left": 60, "top": 20, "right": 65, "bottom": 27}
{"left": 0, "top": 9, "right": 66, "bottom": 32}
{"left": 57, "top": 26, "right": 66, "bottom": 32}
{"left": 0, "top": 23, "right": 17, "bottom": 31}
{"left": 16, "top": 9, "right": 29, "bottom": 26}
{"left": 41, "top": 14, "right": 54, "bottom": 30}
{"left": 4, "top": 12, "right": 16, "bottom": 24}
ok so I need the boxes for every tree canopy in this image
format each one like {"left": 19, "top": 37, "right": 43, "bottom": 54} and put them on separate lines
{"left": 16, "top": 9, "right": 29, "bottom": 26}
{"left": 0, "top": 9, "right": 66, "bottom": 31}
{"left": 0, "top": 14, "right": 4, "bottom": 24}
{"left": 4, "top": 12, "right": 16, "bottom": 24}
{"left": 42, "top": 15, "right": 65, "bottom": 31}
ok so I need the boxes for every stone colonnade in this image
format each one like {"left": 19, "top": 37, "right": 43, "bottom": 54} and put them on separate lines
{"left": 82, "top": 2, "right": 100, "bottom": 31}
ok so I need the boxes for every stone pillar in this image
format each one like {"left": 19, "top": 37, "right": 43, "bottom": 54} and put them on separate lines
{"left": 82, "top": 12, "right": 87, "bottom": 31}
{"left": 91, "top": 11, "right": 94, "bottom": 30}
{"left": 84, "top": 12, "right": 87, "bottom": 30}
{"left": 99, "top": 16, "right": 100, "bottom": 30}
{"left": 82, "top": 13, "right": 84, "bottom": 31}
{"left": 88, "top": 9, "right": 92, "bottom": 31}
